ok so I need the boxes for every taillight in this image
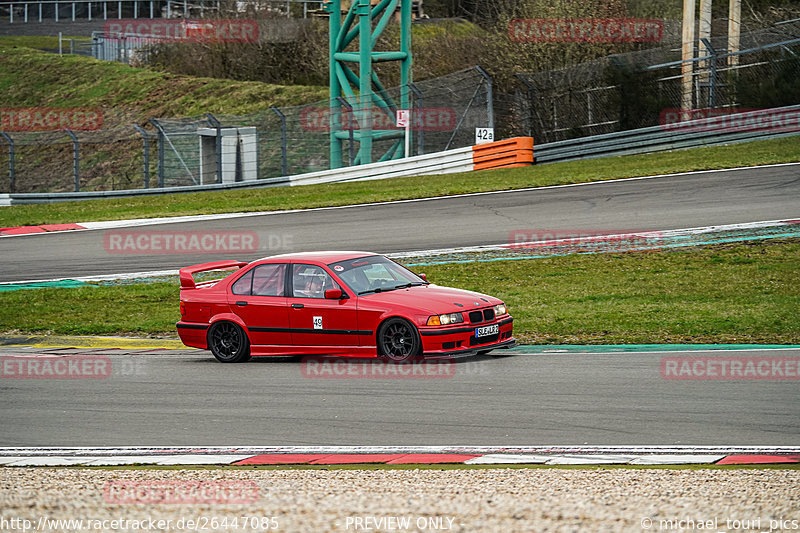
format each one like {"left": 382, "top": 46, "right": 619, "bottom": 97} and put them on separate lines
{"left": 180, "top": 301, "right": 186, "bottom": 317}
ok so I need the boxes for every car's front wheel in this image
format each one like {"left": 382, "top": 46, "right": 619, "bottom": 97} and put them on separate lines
{"left": 208, "top": 321, "right": 251, "bottom": 363}
{"left": 377, "top": 318, "right": 421, "bottom": 363}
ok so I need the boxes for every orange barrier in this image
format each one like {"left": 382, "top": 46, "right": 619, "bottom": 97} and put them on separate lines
{"left": 472, "top": 137, "right": 534, "bottom": 171}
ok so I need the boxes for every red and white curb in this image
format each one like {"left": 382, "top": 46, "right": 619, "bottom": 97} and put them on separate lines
{"left": 1, "top": 447, "right": 798, "bottom": 467}
{"left": 0, "top": 223, "right": 87, "bottom": 236}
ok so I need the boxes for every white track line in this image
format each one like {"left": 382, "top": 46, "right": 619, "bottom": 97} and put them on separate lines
{"left": 0, "top": 269, "right": 180, "bottom": 286}
{"left": 1, "top": 445, "right": 798, "bottom": 456}
{"left": 390, "top": 219, "right": 800, "bottom": 259}
{"left": 2, "top": 218, "right": 797, "bottom": 286}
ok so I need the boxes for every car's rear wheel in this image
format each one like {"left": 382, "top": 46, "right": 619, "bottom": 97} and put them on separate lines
{"left": 208, "top": 321, "right": 251, "bottom": 363}
{"left": 377, "top": 318, "right": 421, "bottom": 363}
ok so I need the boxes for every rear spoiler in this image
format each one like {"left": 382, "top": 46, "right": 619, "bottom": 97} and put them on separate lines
{"left": 179, "top": 260, "right": 248, "bottom": 289}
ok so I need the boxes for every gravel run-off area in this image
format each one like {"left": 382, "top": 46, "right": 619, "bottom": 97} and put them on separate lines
{"left": 1, "top": 467, "right": 798, "bottom": 532}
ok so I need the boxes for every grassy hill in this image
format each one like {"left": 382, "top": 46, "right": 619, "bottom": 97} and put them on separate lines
{"left": 0, "top": 43, "right": 329, "bottom": 123}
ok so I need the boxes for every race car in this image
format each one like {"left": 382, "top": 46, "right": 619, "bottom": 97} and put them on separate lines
{"left": 177, "top": 251, "right": 515, "bottom": 362}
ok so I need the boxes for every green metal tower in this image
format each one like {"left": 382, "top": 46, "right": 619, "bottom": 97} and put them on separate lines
{"left": 326, "top": 0, "right": 412, "bottom": 168}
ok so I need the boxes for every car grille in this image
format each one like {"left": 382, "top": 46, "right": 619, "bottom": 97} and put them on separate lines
{"left": 468, "top": 308, "right": 496, "bottom": 324}
{"left": 469, "top": 333, "right": 499, "bottom": 346}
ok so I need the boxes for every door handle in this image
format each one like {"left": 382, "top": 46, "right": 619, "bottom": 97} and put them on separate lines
{"left": 235, "top": 301, "right": 248, "bottom": 306}
{"left": 291, "top": 303, "right": 304, "bottom": 309}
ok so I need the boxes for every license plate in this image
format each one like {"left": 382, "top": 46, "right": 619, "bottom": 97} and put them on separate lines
{"left": 475, "top": 324, "right": 499, "bottom": 338}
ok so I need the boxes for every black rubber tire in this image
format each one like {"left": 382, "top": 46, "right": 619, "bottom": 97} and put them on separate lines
{"left": 207, "top": 321, "right": 251, "bottom": 363}
{"left": 377, "top": 318, "right": 422, "bottom": 363}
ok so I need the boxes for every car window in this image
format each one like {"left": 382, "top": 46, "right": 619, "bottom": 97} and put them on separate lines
{"left": 362, "top": 263, "right": 396, "bottom": 283}
{"left": 330, "top": 256, "right": 423, "bottom": 294}
{"left": 231, "top": 270, "right": 253, "bottom": 295}
{"left": 252, "top": 264, "right": 286, "bottom": 297}
{"left": 292, "top": 264, "right": 339, "bottom": 299}
{"left": 232, "top": 264, "right": 286, "bottom": 296}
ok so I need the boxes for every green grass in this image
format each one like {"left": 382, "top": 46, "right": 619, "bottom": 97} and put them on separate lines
{"left": 1, "top": 239, "right": 798, "bottom": 344}
{"left": 0, "top": 282, "right": 178, "bottom": 337}
{"left": 424, "top": 239, "right": 800, "bottom": 345}
{"left": 1, "top": 135, "right": 798, "bottom": 228}
{"left": 0, "top": 44, "right": 328, "bottom": 120}
{"left": 0, "top": 35, "right": 91, "bottom": 50}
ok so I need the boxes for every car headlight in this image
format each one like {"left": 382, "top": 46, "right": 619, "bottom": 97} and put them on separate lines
{"left": 494, "top": 304, "right": 507, "bottom": 316}
{"left": 427, "top": 312, "right": 464, "bottom": 326}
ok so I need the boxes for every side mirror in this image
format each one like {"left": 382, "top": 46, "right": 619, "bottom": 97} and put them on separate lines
{"left": 419, "top": 273, "right": 427, "bottom": 281}
{"left": 325, "top": 288, "right": 343, "bottom": 299}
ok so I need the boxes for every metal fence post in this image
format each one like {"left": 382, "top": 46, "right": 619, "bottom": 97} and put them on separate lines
{"left": 474, "top": 65, "right": 494, "bottom": 130}
{"left": 64, "top": 129, "right": 80, "bottom": 192}
{"left": 337, "top": 97, "right": 355, "bottom": 166}
{"left": 408, "top": 83, "right": 423, "bottom": 156}
{"left": 515, "top": 74, "right": 537, "bottom": 138}
{"left": 148, "top": 118, "right": 165, "bottom": 187}
{"left": 701, "top": 37, "right": 718, "bottom": 108}
{"left": 132, "top": 124, "right": 150, "bottom": 188}
{"left": 0, "top": 132, "right": 14, "bottom": 193}
{"left": 206, "top": 113, "right": 223, "bottom": 184}
{"left": 270, "top": 106, "right": 288, "bottom": 176}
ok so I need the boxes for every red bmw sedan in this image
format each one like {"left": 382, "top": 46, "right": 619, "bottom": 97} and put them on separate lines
{"left": 177, "top": 251, "right": 515, "bottom": 363}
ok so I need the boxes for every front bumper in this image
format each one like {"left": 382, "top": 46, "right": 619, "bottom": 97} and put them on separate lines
{"left": 419, "top": 316, "right": 514, "bottom": 356}
{"left": 424, "top": 338, "right": 517, "bottom": 358}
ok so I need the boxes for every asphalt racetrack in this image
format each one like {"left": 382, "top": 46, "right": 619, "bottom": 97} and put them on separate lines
{"left": 2, "top": 163, "right": 800, "bottom": 282}
{"left": 1, "top": 164, "right": 799, "bottom": 446}
{"left": 1, "top": 347, "right": 798, "bottom": 446}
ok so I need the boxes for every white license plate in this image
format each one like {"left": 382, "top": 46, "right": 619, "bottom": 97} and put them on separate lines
{"left": 475, "top": 324, "right": 499, "bottom": 338}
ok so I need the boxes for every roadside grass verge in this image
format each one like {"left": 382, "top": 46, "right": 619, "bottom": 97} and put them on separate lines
{"left": 1, "top": 135, "right": 799, "bottom": 228}
{"left": 1, "top": 239, "right": 797, "bottom": 344}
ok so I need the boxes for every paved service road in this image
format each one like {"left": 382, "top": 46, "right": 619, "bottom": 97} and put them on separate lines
{"left": 2, "top": 164, "right": 800, "bottom": 282}
{"left": 1, "top": 348, "right": 798, "bottom": 446}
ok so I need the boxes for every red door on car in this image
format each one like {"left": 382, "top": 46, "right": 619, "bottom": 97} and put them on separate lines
{"left": 287, "top": 263, "right": 360, "bottom": 348}
{"left": 228, "top": 263, "right": 292, "bottom": 346}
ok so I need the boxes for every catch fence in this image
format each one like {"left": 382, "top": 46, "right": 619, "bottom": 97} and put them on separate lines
{"left": 0, "top": 66, "right": 492, "bottom": 192}
{"left": 513, "top": 19, "right": 800, "bottom": 143}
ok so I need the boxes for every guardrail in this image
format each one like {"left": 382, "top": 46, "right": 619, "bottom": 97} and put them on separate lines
{"left": 0, "top": 137, "right": 533, "bottom": 205}
{"left": 1, "top": 103, "right": 797, "bottom": 205}
{"left": 534, "top": 104, "right": 800, "bottom": 164}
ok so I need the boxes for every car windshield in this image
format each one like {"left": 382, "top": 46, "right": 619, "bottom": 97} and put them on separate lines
{"left": 329, "top": 255, "right": 427, "bottom": 295}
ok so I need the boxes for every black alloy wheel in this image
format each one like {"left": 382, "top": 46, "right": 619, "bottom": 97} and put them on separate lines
{"left": 377, "top": 318, "right": 422, "bottom": 363}
{"left": 208, "top": 322, "right": 251, "bottom": 363}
